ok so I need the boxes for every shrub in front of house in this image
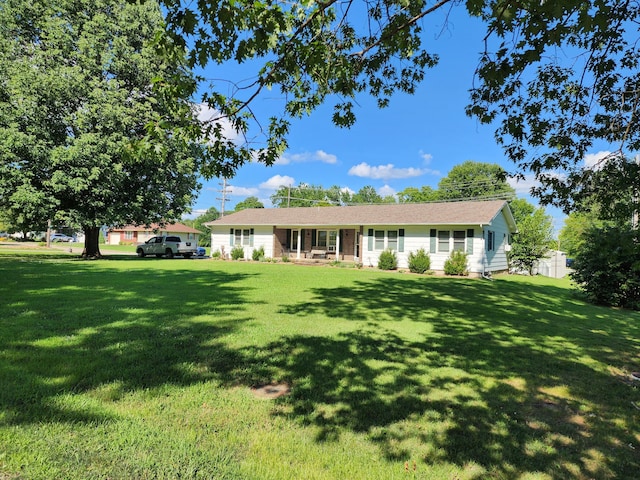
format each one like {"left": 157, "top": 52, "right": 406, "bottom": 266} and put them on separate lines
{"left": 444, "top": 251, "right": 469, "bottom": 276}
{"left": 231, "top": 245, "right": 245, "bottom": 260}
{"left": 211, "top": 250, "right": 221, "bottom": 259}
{"left": 408, "top": 248, "right": 431, "bottom": 274}
{"left": 378, "top": 249, "right": 398, "bottom": 270}
{"left": 252, "top": 245, "right": 265, "bottom": 261}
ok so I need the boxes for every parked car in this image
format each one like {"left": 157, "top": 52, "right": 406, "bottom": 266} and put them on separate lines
{"left": 50, "top": 233, "right": 74, "bottom": 242}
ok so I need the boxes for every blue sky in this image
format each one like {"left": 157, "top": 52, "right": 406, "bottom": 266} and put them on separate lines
{"left": 186, "top": 6, "right": 600, "bottom": 233}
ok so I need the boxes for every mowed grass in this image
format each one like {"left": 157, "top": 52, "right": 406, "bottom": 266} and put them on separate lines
{"left": 0, "top": 248, "right": 639, "bottom": 479}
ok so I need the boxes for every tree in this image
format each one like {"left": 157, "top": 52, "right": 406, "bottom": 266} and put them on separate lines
{"left": 508, "top": 198, "right": 535, "bottom": 225}
{"left": 270, "top": 184, "right": 348, "bottom": 207}
{"left": 508, "top": 205, "right": 554, "bottom": 276}
{"left": 397, "top": 186, "right": 440, "bottom": 203}
{"left": 558, "top": 211, "right": 602, "bottom": 259}
{"left": 0, "top": 0, "right": 202, "bottom": 258}
{"left": 234, "top": 196, "right": 264, "bottom": 211}
{"left": 185, "top": 207, "right": 220, "bottom": 247}
{"left": 571, "top": 226, "right": 640, "bottom": 310}
{"left": 351, "top": 186, "right": 385, "bottom": 204}
{"left": 467, "top": 2, "right": 640, "bottom": 220}
{"left": 438, "top": 161, "right": 515, "bottom": 201}
{"left": 154, "top": 1, "right": 640, "bottom": 218}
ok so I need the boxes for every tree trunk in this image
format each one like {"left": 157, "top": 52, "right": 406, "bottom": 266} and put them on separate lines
{"left": 82, "top": 226, "right": 102, "bottom": 259}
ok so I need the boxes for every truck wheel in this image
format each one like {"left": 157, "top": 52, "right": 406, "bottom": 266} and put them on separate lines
{"left": 165, "top": 248, "right": 174, "bottom": 259}
{"left": 183, "top": 253, "right": 192, "bottom": 259}
{"left": 136, "top": 248, "right": 145, "bottom": 258}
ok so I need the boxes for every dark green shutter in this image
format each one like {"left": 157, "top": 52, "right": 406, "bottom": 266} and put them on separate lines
{"left": 250, "top": 228, "right": 254, "bottom": 247}
{"left": 367, "top": 229, "right": 373, "bottom": 251}
{"left": 398, "top": 229, "right": 405, "bottom": 252}
{"left": 429, "top": 229, "right": 436, "bottom": 254}
{"left": 466, "top": 228, "right": 474, "bottom": 254}
{"left": 311, "top": 229, "right": 317, "bottom": 247}
{"left": 229, "top": 228, "right": 234, "bottom": 246}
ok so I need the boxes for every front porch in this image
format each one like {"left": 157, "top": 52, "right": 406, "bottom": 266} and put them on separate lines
{"left": 273, "top": 227, "right": 362, "bottom": 262}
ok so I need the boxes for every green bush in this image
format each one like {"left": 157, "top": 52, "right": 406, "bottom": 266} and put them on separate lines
{"left": 444, "top": 251, "right": 468, "bottom": 276}
{"left": 377, "top": 249, "right": 397, "bottom": 270}
{"left": 231, "top": 245, "right": 245, "bottom": 260}
{"left": 211, "top": 250, "right": 221, "bottom": 259}
{"left": 252, "top": 245, "right": 265, "bottom": 261}
{"left": 408, "top": 248, "right": 431, "bottom": 274}
{"left": 571, "top": 226, "right": 640, "bottom": 310}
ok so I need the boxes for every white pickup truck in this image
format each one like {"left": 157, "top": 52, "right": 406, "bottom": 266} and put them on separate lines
{"left": 136, "top": 235, "right": 197, "bottom": 259}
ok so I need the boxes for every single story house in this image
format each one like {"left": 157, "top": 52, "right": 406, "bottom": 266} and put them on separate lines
{"left": 205, "top": 200, "right": 517, "bottom": 275}
{"left": 107, "top": 223, "right": 202, "bottom": 246}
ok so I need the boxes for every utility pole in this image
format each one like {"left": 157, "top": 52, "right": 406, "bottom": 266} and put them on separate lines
{"left": 217, "top": 178, "right": 230, "bottom": 217}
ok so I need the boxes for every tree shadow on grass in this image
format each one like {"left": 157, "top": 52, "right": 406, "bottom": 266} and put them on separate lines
{"left": 262, "top": 275, "right": 640, "bottom": 478}
{"left": 0, "top": 258, "right": 258, "bottom": 425}
{"left": 1, "top": 258, "right": 639, "bottom": 478}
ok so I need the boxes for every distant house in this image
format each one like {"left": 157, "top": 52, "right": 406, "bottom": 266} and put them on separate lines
{"left": 107, "top": 223, "right": 201, "bottom": 246}
{"left": 205, "top": 200, "right": 517, "bottom": 275}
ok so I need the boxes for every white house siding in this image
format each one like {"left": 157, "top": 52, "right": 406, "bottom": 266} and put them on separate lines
{"left": 362, "top": 225, "right": 488, "bottom": 273}
{"left": 211, "top": 226, "right": 274, "bottom": 259}
{"left": 482, "top": 211, "right": 512, "bottom": 273}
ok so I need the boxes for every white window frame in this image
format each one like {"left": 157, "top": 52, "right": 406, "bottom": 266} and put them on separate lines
{"left": 438, "top": 230, "right": 450, "bottom": 253}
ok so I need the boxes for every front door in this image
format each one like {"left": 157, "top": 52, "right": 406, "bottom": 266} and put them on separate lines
{"left": 291, "top": 229, "right": 299, "bottom": 251}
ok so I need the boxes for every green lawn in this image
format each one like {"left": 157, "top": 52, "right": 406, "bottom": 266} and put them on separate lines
{"left": 1, "top": 248, "right": 639, "bottom": 479}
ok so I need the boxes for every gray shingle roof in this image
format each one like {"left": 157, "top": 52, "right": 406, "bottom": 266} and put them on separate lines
{"left": 206, "top": 200, "right": 515, "bottom": 229}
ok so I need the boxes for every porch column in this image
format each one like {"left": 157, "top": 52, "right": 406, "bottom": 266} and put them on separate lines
{"left": 336, "top": 229, "right": 340, "bottom": 260}
{"left": 296, "top": 229, "right": 302, "bottom": 259}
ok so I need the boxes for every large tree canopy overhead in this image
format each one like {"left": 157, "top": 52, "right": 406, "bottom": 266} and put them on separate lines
{"left": 159, "top": 0, "right": 639, "bottom": 218}
{"left": 468, "top": 0, "right": 640, "bottom": 217}
{"left": 0, "top": 0, "right": 203, "bottom": 257}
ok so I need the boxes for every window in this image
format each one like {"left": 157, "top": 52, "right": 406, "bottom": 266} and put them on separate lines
{"left": 235, "top": 230, "right": 242, "bottom": 245}
{"left": 315, "top": 230, "right": 337, "bottom": 249}
{"left": 374, "top": 230, "right": 385, "bottom": 250}
{"left": 317, "top": 230, "right": 327, "bottom": 247}
{"left": 243, "top": 229, "right": 250, "bottom": 246}
{"left": 124, "top": 231, "right": 134, "bottom": 240}
{"left": 387, "top": 230, "right": 398, "bottom": 251}
{"left": 328, "top": 230, "right": 337, "bottom": 251}
{"left": 453, "top": 230, "right": 465, "bottom": 251}
{"left": 438, "top": 230, "right": 450, "bottom": 252}
{"left": 487, "top": 230, "right": 495, "bottom": 251}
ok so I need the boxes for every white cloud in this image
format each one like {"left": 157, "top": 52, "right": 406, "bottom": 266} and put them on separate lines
{"left": 348, "top": 162, "right": 428, "bottom": 180}
{"left": 196, "top": 103, "right": 241, "bottom": 143}
{"left": 277, "top": 150, "right": 338, "bottom": 165}
{"left": 228, "top": 186, "right": 259, "bottom": 197}
{"left": 341, "top": 186, "right": 355, "bottom": 195}
{"left": 259, "top": 175, "right": 296, "bottom": 190}
{"left": 315, "top": 150, "right": 338, "bottom": 164}
{"left": 507, "top": 175, "right": 539, "bottom": 195}
{"left": 584, "top": 150, "right": 614, "bottom": 170}
{"left": 378, "top": 184, "right": 396, "bottom": 198}
{"left": 419, "top": 150, "right": 433, "bottom": 163}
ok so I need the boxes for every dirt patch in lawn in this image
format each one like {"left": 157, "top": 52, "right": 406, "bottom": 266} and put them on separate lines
{"left": 250, "top": 382, "right": 291, "bottom": 399}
